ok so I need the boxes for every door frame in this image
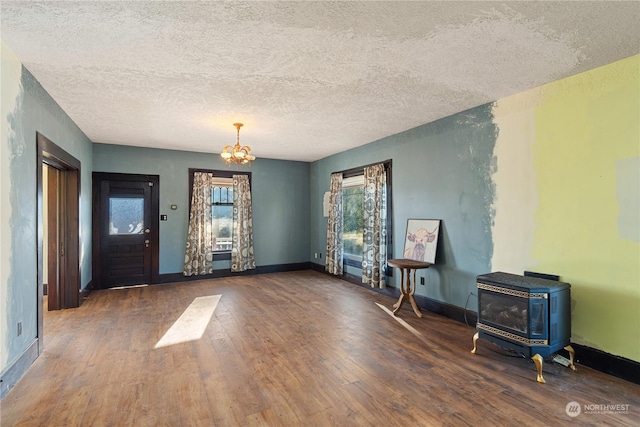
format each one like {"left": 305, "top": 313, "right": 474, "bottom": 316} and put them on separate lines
{"left": 92, "top": 172, "right": 160, "bottom": 289}
{"left": 37, "top": 133, "right": 81, "bottom": 351}
{"left": 45, "top": 164, "right": 62, "bottom": 310}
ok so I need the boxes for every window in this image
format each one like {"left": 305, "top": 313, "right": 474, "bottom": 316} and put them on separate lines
{"left": 212, "top": 179, "right": 233, "bottom": 252}
{"left": 342, "top": 175, "right": 365, "bottom": 261}
{"left": 187, "top": 169, "right": 251, "bottom": 260}
{"left": 332, "top": 160, "right": 392, "bottom": 272}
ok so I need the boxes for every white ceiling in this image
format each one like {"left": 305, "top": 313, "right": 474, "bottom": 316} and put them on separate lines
{"left": 2, "top": 1, "right": 639, "bottom": 162}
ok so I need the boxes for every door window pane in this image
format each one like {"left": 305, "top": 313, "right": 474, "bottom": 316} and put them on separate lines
{"left": 109, "top": 197, "right": 144, "bottom": 235}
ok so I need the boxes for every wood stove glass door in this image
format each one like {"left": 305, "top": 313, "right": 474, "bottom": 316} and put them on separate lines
{"left": 479, "top": 290, "right": 529, "bottom": 335}
{"left": 529, "top": 297, "right": 548, "bottom": 339}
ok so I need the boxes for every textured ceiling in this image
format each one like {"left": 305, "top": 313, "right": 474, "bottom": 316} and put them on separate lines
{"left": 2, "top": 1, "right": 639, "bottom": 162}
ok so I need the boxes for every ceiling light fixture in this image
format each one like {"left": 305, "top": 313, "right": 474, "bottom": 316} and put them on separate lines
{"left": 220, "top": 123, "right": 255, "bottom": 165}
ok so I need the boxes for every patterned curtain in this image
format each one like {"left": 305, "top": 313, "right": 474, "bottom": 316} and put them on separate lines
{"left": 362, "top": 163, "right": 387, "bottom": 288}
{"left": 325, "top": 173, "right": 343, "bottom": 275}
{"left": 231, "top": 174, "right": 256, "bottom": 272}
{"left": 184, "top": 172, "right": 216, "bottom": 276}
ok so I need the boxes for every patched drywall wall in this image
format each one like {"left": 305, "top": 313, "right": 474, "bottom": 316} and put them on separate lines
{"left": 1, "top": 42, "right": 23, "bottom": 369}
{"left": 616, "top": 156, "right": 640, "bottom": 242}
{"left": 1, "top": 43, "right": 93, "bottom": 375}
{"left": 310, "top": 103, "right": 498, "bottom": 311}
{"left": 490, "top": 90, "right": 539, "bottom": 273}
{"left": 6, "top": 66, "right": 38, "bottom": 376}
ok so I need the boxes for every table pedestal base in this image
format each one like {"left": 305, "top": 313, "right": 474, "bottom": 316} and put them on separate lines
{"left": 392, "top": 293, "right": 422, "bottom": 318}
{"left": 387, "top": 259, "right": 431, "bottom": 318}
{"left": 392, "top": 267, "right": 422, "bottom": 318}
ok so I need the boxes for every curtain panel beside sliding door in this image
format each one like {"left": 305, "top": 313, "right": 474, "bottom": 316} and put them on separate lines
{"left": 325, "top": 173, "right": 344, "bottom": 275}
{"left": 362, "top": 163, "right": 387, "bottom": 288}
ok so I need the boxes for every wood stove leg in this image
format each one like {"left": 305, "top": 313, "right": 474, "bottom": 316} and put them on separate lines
{"left": 471, "top": 332, "right": 479, "bottom": 354}
{"left": 532, "top": 354, "right": 545, "bottom": 383}
{"left": 564, "top": 345, "right": 577, "bottom": 371}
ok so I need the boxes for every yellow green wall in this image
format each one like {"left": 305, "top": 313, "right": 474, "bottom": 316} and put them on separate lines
{"left": 493, "top": 55, "right": 640, "bottom": 362}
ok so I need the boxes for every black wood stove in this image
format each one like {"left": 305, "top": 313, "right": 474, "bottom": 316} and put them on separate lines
{"left": 471, "top": 271, "right": 576, "bottom": 383}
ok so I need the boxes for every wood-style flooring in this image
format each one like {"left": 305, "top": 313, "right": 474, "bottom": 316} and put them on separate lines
{"left": 1, "top": 270, "right": 639, "bottom": 426}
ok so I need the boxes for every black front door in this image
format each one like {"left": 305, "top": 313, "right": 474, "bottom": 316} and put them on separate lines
{"left": 93, "top": 173, "right": 159, "bottom": 288}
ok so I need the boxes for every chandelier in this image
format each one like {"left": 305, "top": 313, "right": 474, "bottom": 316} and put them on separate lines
{"left": 220, "top": 123, "right": 255, "bottom": 165}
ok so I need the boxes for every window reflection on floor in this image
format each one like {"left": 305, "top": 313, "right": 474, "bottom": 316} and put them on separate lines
{"left": 154, "top": 295, "right": 221, "bottom": 349}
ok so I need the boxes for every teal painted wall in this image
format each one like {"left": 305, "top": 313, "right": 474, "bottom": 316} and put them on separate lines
{"left": 310, "top": 104, "right": 497, "bottom": 310}
{"left": 1, "top": 46, "right": 93, "bottom": 372}
{"left": 93, "top": 144, "right": 310, "bottom": 274}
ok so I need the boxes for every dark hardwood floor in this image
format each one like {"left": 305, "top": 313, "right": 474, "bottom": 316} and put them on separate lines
{"left": 2, "top": 270, "right": 639, "bottom": 426}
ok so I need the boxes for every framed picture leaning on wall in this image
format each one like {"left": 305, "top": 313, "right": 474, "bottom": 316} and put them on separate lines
{"left": 403, "top": 219, "right": 441, "bottom": 264}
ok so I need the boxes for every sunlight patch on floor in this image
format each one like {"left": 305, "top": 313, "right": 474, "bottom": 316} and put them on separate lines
{"left": 154, "top": 294, "right": 221, "bottom": 349}
{"left": 375, "top": 302, "right": 424, "bottom": 339}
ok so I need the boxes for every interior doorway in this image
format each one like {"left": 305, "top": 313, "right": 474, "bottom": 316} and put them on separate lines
{"left": 43, "top": 163, "right": 77, "bottom": 311}
{"left": 37, "top": 133, "right": 81, "bottom": 352}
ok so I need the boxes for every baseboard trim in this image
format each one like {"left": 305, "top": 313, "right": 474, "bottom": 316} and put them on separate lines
{"left": 413, "top": 293, "right": 478, "bottom": 326}
{"left": 570, "top": 343, "right": 640, "bottom": 385}
{"left": 256, "top": 262, "right": 312, "bottom": 275}
{"left": 79, "top": 280, "right": 93, "bottom": 306}
{"left": 310, "top": 262, "right": 325, "bottom": 274}
{"left": 311, "top": 262, "right": 638, "bottom": 384}
{"left": 0, "top": 338, "right": 39, "bottom": 399}
{"left": 159, "top": 262, "right": 312, "bottom": 284}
